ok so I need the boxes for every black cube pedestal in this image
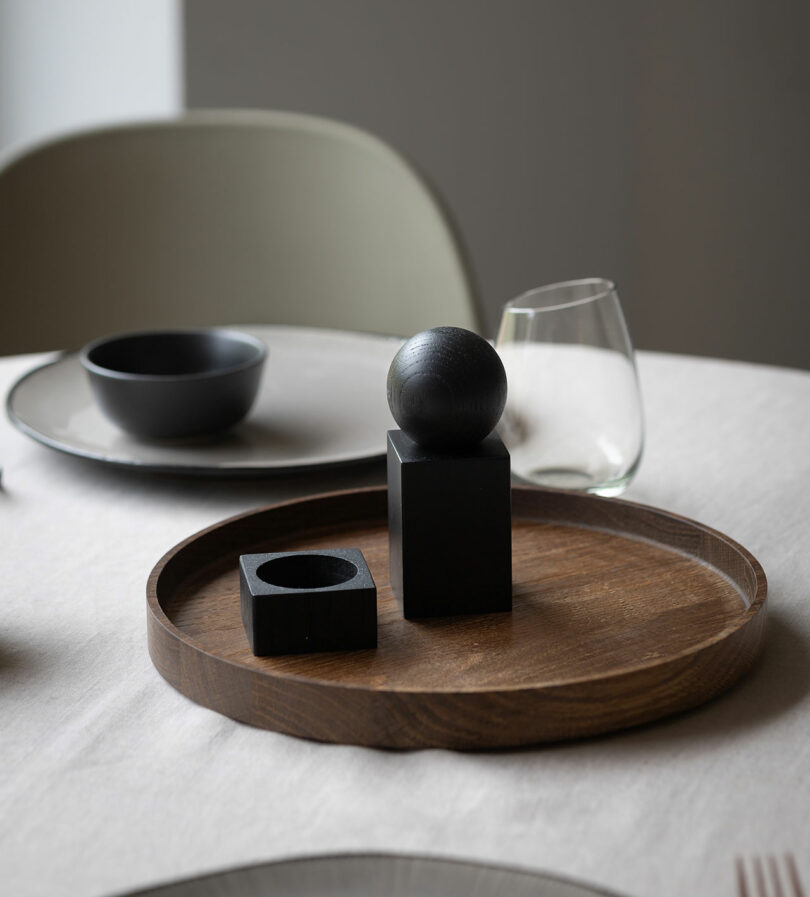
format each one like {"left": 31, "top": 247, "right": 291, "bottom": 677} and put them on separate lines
{"left": 387, "top": 429, "right": 512, "bottom": 618}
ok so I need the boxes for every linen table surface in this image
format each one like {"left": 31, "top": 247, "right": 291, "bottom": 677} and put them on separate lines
{"left": 1, "top": 349, "right": 808, "bottom": 897}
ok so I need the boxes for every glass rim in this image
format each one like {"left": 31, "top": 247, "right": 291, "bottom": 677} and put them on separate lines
{"left": 504, "top": 278, "right": 617, "bottom": 314}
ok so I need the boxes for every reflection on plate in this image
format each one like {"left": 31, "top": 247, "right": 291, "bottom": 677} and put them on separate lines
{"left": 117, "top": 853, "right": 628, "bottom": 897}
{"left": 6, "top": 326, "right": 401, "bottom": 475}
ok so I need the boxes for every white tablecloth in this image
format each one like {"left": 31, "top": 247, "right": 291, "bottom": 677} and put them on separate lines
{"left": 2, "top": 349, "right": 809, "bottom": 897}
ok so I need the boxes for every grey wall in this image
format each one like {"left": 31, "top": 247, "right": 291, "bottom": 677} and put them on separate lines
{"left": 186, "top": 0, "right": 810, "bottom": 369}
{"left": 0, "top": 0, "right": 181, "bottom": 151}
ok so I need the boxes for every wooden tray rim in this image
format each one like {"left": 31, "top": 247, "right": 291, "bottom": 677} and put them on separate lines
{"left": 146, "top": 485, "right": 767, "bottom": 694}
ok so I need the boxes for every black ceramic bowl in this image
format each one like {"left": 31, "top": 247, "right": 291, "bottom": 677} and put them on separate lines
{"left": 79, "top": 328, "right": 267, "bottom": 439}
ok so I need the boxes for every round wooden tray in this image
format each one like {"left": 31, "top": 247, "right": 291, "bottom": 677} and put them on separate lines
{"left": 147, "top": 486, "right": 767, "bottom": 750}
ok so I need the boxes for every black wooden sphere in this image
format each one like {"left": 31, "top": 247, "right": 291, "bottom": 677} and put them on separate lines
{"left": 387, "top": 326, "right": 507, "bottom": 450}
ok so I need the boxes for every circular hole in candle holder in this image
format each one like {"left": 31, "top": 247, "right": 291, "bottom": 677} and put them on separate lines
{"left": 257, "top": 554, "right": 358, "bottom": 590}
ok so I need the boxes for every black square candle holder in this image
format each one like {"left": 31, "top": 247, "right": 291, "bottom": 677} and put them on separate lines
{"left": 239, "top": 548, "right": 377, "bottom": 656}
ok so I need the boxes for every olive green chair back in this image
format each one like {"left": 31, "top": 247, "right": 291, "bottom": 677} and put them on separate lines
{"left": 0, "top": 110, "right": 481, "bottom": 354}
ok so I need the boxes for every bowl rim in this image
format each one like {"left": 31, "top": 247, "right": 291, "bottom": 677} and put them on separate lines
{"left": 78, "top": 327, "right": 268, "bottom": 383}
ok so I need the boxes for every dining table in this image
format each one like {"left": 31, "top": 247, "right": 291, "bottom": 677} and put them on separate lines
{"left": 1, "top": 336, "right": 809, "bottom": 897}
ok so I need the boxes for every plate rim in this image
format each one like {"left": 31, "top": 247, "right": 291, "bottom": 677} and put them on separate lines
{"left": 110, "top": 850, "right": 634, "bottom": 897}
{"left": 6, "top": 325, "right": 402, "bottom": 476}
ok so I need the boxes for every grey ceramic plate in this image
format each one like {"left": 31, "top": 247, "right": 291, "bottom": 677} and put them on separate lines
{"left": 115, "top": 853, "right": 629, "bottom": 897}
{"left": 7, "top": 326, "right": 400, "bottom": 475}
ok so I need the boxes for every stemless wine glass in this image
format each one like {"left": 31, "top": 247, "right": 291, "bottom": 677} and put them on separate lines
{"left": 495, "top": 278, "right": 644, "bottom": 496}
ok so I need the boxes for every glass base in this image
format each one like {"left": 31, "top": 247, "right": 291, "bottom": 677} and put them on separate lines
{"left": 513, "top": 467, "right": 636, "bottom": 497}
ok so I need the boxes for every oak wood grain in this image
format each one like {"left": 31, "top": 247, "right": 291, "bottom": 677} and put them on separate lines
{"left": 147, "top": 486, "right": 767, "bottom": 749}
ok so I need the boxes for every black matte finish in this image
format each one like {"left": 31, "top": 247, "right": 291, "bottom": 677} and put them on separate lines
{"left": 80, "top": 328, "right": 267, "bottom": 439}
{"left": 387, "top": 327, "right": 507, "bottom": 450}
{"left": 387, "top": 429, "right": 512, "bottom": 618}
{"left": 240, "top": 548, "right": 377, "bottom": 656}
